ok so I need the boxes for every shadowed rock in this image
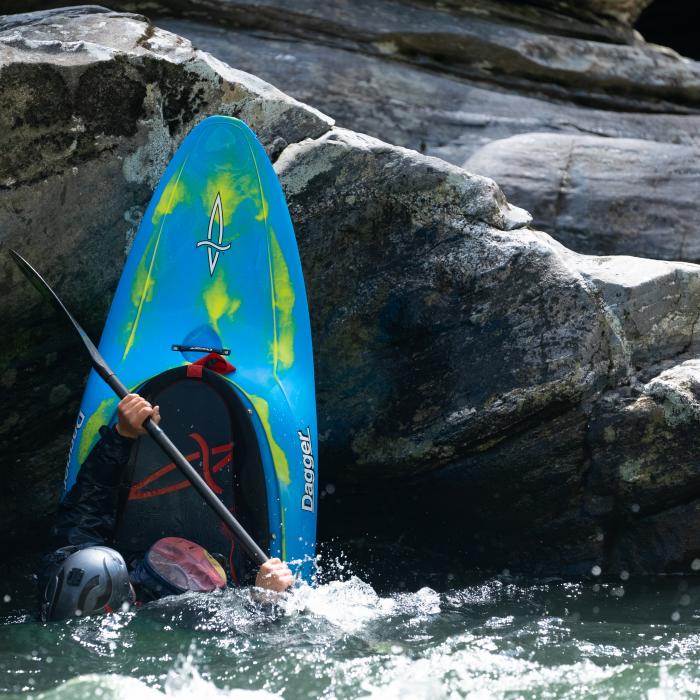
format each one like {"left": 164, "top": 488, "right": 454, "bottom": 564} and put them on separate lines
{"left": 587, "top": 360, "right": 700, "bottom": 571}
{"left": 276, "top": 130, "right": 700, "bottom": 574}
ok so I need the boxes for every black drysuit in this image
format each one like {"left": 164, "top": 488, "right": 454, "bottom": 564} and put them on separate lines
{"left": 50, "top": 425, "right": 133, "bottom": 552}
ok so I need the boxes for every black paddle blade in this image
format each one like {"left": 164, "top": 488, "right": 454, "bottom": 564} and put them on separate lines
{"left": 8, "top": 248, "right": 123, "bottom": 394}
{"left": 9, "top": 248, "right": 90, "bottom": 344}
{"left": 11, "top": 246, "right": 68, "bottom": 309}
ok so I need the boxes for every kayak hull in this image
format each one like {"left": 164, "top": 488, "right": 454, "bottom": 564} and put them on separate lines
{"left": 65, "top": 116, "right": 318, "bottom": 580}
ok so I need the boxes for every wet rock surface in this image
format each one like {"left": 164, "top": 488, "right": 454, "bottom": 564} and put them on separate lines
{"left": 2, "top": 4, "right": 700, "bottom": 576}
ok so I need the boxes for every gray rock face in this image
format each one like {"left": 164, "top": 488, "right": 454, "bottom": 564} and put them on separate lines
{"left": 465, "top": 133, "right": 700, "bottom": 262}
{"left": 122, "top": 0, "right": 700, "bottom": 262}
{"left": 278, "top": 129, "right": 607, "bottom": 486}
{"left": 123, "top": 0, "right": 693, "bottom": 113}
{"left": 6, "top": 1, "right": 697, "bottom": 168}
{"left": 587, "top": 360, "right": 700, "bottom": 572}
{"left": 155, "top": 17, "right": 700, "bottom": 165}
{"left": 151, "top": 1, "right": 700, "bottom": 158}
{"left": 277, "top": 131, "right": 700, "bottom": 573}
{"left": 539, "top": 0, "right": 652, "bottom": 24}
{"left": 0, "top": 6, "right": 332, "bottom": 547}
{"left": 3, "top": 6, "right": 700, "bottom": 576}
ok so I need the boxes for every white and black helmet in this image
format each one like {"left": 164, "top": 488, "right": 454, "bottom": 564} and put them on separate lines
{"left": 42, "top": 546, "right": 135, "bottom": 622}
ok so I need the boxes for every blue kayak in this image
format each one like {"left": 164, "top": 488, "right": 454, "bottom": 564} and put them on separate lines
{"left": 64, "top": 116, "right": 318, "bottom": 582}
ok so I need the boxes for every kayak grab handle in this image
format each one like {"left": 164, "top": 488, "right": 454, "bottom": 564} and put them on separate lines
{"left": 172, "top": 344, "right": 231, "bottom": 356}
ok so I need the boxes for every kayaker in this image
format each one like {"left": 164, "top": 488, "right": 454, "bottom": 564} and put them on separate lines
{"left": 38, "top": 393, "right": 293, "bottom": 622}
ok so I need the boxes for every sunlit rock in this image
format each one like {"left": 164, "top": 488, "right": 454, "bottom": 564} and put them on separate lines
{"left": 465, "top": 134, "right": 700, "bottom": 262}
{"left": 277, "top": 128, "right": 700, "bottom": 574}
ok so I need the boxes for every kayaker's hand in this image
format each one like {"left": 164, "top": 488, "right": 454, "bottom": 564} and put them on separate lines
{"left": 255, "top": 558, "right": 294, "bottom": 592}
{"left": 116, "top": 393, "right": 160, "bottom": 439}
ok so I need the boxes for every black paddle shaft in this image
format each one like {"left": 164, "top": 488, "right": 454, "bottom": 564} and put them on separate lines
{"left": 9, "top": 249, "right": 269, "bottom": 567}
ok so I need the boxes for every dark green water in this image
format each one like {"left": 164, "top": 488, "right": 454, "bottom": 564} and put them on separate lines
{"left": 2, "top": 554, "right": 700, "bottom": 699}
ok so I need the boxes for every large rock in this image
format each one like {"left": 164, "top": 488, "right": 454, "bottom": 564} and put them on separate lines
{"left": 465, "top": 133, "right": 700, "bottom": 261}
{"left": 587, "top": 360, "right": 700, "bottom": 571}
{"left": 540, "top": 0, "right": 652, "bottom": 24}
{"left": 4, "top": 2, "right": 698, "bottom": 166}
{"left": 6, "top": 1, "right": 700, "bottom": 263}
{"left": 3, "top": 6, "right": 700, "bottom": 576}
{"left": 276, "top": 132, "right": 700, "bottom": 573}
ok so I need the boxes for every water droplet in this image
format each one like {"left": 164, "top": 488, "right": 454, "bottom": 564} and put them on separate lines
{"left": 680, "top": 594, "right": 691, "bottom": 606}
{"left": 2, "top": 594, "right": 10, "bottom": 603}
{"left": 326, "top": 484, "right": 336, "bottom": 495}
{"left": 631, "top": 503, "right": 640, "bottom": 513}
{"left": 620, "top": 570, "right": 630, "bottom": 581}
{"left": 671, "top": 611, "right": 681, "bottom": 622}
{"left": 121, "top": 601, "right": 131, "bottom": 612}
{"left": 591, "top": 565, "right": 602, "bottom": 576}
{"left": 691, "top": 559, "right": 700, "bottom": 571}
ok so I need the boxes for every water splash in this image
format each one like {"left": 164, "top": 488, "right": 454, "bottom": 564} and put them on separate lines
{"left": 26, "top": 657, "right": 279, "bottom": 699}
{"left": 5, "top": 569, "right": 700, "bottom": 699}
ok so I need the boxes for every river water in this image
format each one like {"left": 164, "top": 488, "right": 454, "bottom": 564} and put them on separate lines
{"left": 2, "top": 549, "right": 700, "bottom": 700}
